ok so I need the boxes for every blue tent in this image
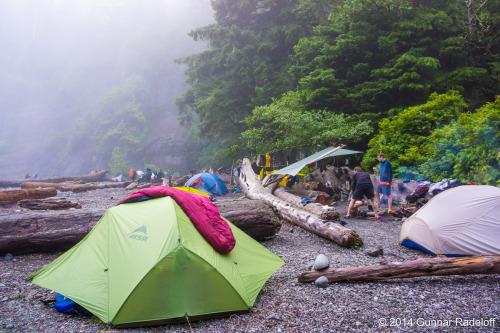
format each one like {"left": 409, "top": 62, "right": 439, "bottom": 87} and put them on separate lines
{"left": 185, "top": 173, "right": 229, "bottom": 196}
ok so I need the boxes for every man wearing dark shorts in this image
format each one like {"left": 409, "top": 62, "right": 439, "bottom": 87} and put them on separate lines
{"left": 373, "top": 153, "right": 393, "bottom": 212}
{"left": 346, "top": 166, "right": 380, "bottom": 218}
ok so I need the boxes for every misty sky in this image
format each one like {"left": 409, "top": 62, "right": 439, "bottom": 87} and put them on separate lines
{"left": 0, "top": 0, "right": 214, "bottom": 178}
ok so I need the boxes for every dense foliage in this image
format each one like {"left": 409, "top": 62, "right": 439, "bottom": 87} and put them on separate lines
{"left": 240, "top": 91, "right": 373, "bottom": 153}
{"left": 179, "top": 0, "right": 499, "bottom": 184}
{"left": 363, "top": 92, "right": 500, "bottom": 185}
{"left": 420, "top": 97, "right": 500, "bottom": 185}
{"left": 362, "top": 91, "right": 468, "bottom": 171}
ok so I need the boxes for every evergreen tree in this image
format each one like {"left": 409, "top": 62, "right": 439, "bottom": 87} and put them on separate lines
{"left": 176, "top": 0, "right": 315, "bottom": 165}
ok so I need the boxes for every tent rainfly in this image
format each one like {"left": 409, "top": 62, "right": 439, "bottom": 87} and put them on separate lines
{"left": 399, "top": 185, "right": 500, "bottom": 256}
{"left": 28, "top": 195, "right": 284, "bottom": 327}
{"left": 272, "top": 146, "right": 363, "bottom": 176}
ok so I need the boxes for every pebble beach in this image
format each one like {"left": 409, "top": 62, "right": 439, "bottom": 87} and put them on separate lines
{"left": 1, "top": 187, "right": 498, "bottom": 332}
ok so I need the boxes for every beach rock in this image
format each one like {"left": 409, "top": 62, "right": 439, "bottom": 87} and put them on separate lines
{"left": 315, "top": 276, "right": 329, "bottom": 288}
{"left": 366, "top": 247, "right": 384, "bottom": 257}
{"left": 313, "top": 254, "right": 330, "bottom": 270}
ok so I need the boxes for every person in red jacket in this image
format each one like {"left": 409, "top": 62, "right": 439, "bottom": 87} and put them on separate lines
{"left": 129, "top": 168, "right": 136, "bottom": 181}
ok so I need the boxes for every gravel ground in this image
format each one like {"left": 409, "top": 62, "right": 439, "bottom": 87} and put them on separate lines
{"left": 1, "top": 187, "right": 499, "bottom": 332}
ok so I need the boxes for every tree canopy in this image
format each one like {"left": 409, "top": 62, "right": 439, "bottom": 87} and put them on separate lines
{"left": 178, "top": 0, "right": 499, "bottom": 184}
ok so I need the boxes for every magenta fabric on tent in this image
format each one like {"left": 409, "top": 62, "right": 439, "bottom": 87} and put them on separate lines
{"left": 119, "top": 186, "right": 236, "bottom": 254}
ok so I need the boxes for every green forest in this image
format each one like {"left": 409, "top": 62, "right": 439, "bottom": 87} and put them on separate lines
{"left": 176, "top": 0, "right": 500, "bottom": 185}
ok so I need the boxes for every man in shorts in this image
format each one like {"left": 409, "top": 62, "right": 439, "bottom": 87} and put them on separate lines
{"left": 373, "top": 153, "right": 393, "bottom": 212}
{"left": 346, "top": 166, "right": 380, "bottom": 218}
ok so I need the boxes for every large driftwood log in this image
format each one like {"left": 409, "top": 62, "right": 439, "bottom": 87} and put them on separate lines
{"left": 20, "top": 181, "right": 85, "bottom": 189}
{"left": 18, "top": 197, "right": 82, "bottom": 210}
{"left": 285, "top": 188, "right": 332, "bottom": 205}
{"left": 0, "top": 188, "right": 57, "bottom": 206}
{"left": 273, "top": 187, "right": 339, "bottom": 220}
{"left": 239, "top": 158, "right": 362, "bottom": 248}
{"left": 68, "top": 182, "right": 131, "bottom": 193}
{"left": 0, "top": 170, "right": 109, "bottom": 188}
{"left": 0, "top": 199, "right": 281, "bottom": 255}
{"left": 20, "top": 180, "right": 130, "bottom": 192}
{"left": 215, "top": 199, "right": 281, "bottom": 240}
{"left": 298, "top": 256, "right": 500, "bottom": 283}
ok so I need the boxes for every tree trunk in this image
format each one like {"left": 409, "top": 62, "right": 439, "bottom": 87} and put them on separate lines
{"left": 465, "top": 0, "right": 491, "bottom": 34}
{"left": 239, "top": 158, "right": 363, "bottom": 248}
{"left": 0, "top": 199, "right": 280, "bottom": 255}
{"left": 18, "top": 197, "right": 82, "bottom": 210}
{"left": 298, "top": 255, "right": 500, "bottom": 283}
{"left": 0, "top": 170, "right": 109, "bottom": 188}
{"left": 0, "top": 188, "right": 57, "bottom": 206}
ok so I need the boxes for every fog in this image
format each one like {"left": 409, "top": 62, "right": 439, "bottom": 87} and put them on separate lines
{"left": 0, "top": 0, "right": 214, "bottom": 179}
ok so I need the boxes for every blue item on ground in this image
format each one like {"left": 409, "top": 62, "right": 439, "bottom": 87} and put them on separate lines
{"left": 54, "top": 293, "right": 77, "bottom": 313}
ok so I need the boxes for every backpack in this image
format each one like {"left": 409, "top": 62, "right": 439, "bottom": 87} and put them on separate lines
{"left": 406, "top": 184, "right": 430, "bottom": 203}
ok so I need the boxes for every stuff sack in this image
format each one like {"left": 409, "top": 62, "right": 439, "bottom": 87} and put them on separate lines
{"left": 54, "top": 293, "right": 77, "bottom": 313}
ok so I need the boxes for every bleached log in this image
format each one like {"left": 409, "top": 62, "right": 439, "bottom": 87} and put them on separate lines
{"left": 273, "top": 187, "right": 339, "bottom": 220}
{"left": 20, "top": 181, "right": 85, "bottom": 189}
{"left": 285, "top": 188, "right": 332, "bottom": 204}
{"left": 68, "top": 182, "right": 131, "bottom": 193}
{"left": 0, "top": 199, "right": 280, "bottom": 255}
{"left": 18, "top": 197, "right": 82, "bottom": 210}
{"left": 298, "top": 256, "right": 500, "bottom": 283}
{"left": 0, "top": 188, "right": 57, "bottom": 206}
{"left": 239, "top": 158, "right": 362, "bottom": 248}
{"left": 20, "top": 181, "right": 130, "bottom": 192}
{"left": 0, "top": 170, "right": 109, "bottom": 188}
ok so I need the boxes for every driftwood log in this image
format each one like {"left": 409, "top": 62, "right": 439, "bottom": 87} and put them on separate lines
{"left": 68, "top": 182, "right": 131, "bottom": 193}
{"left": 285, "top": 188, "right": 332, "bottom": 205}
{"left": 273, "top": 187, "right": 339, "bottom": 220}
{"left": 18, "top": 197, "right": 82, "bottom": 210}
{"left": 0, "top": 188, "right": 57, "bottom": 206}
{"left": 20, "top": 181, "right": 131, "bottom": 193}
{"left": 20, "top": 181, "right": 85, "bottom": 189}
{"left": 298, "top": 256, "right": 500, "bottom": 283}
{"left": 0, "top": 170, "right": 109, "bottom": 188}
{"left": 0, "top": 199, "right": 281, "bottom": 255}
{"left": 214, "top": 199, "right": 281, "bottom": 240}
{"left": 239, "top": 158, "right": 362, "bottom": 248}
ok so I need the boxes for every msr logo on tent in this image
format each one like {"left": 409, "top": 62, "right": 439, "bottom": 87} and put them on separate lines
{"left": 129, "top": 225, "right": 148, "bottom": 242}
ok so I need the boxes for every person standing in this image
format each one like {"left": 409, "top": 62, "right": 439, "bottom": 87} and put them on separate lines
{"left": 346, "top": 166, "right": 380, "bottom": 218}
{"left": 167, "top": 168, "right": 172, "bottom": 187}
{"left": 373, "top": 153, "right": 393, "bottom": 212}
{"left": 129, "top": 168, "right": 136, "bottom": 181}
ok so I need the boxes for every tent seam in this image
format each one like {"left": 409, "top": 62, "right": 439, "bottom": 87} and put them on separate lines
{"left": 110, "top": 244, "right": 183, "bottom": 324}
{"left": 183, "top": 247, "right": 250, "bottom": 308}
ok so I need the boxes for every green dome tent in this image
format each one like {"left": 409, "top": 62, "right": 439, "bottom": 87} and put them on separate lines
{"left": 28, "top": 196, "right": 284, "bottom": 327}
